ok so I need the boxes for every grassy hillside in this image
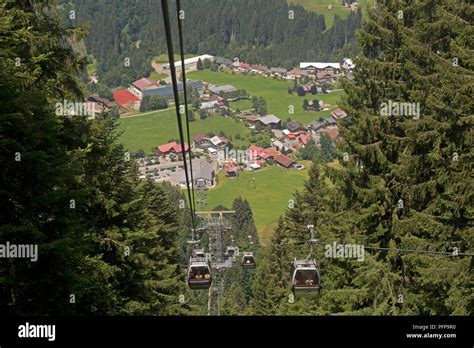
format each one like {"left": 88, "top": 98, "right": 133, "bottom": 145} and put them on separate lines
{"left": 288, "top": 0, "right": 369, "bottom": 26}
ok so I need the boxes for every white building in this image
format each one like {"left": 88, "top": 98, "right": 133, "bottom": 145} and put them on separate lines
{"left": 342, "top": 58, "right": 356, "bottom": 70}
{"left": 200, "top": 101, "right": 219, "bottom": 112}
{"left": 163, "top": 54, "right": 215, "bottom": 71}
{"left": 300, "top": 62, "right": 341, "bottom": 73}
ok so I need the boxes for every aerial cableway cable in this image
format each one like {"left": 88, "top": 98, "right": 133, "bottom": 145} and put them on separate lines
{"left": 176, "top": 0, "right": 197, "bottom": 218}
{"left": 160, "top": 0, "right": 195, "bottom": 230}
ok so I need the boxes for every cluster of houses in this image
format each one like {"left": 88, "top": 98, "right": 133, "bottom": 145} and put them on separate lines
{"left": 210, "top": 57, "right": 355, "bottom": 85}
{"left": 112, "top": 77, "right": 205, "bottom": 112}
{"left": 238, "top": 107, "right": 348, "bottom": 153}
{"left": 154, "top": 132, "right": 233, "bottom": 159}
{"left": 138, "top": 105, "right": 348, "bottom": 186}
{"left": 87, "top": 54, "right": 356, "bottom": 114}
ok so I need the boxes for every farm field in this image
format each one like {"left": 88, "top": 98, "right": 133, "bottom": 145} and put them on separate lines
{"left": 118, "top": 108, "right": 251, "bottom": 153}
{"left": 188, "top": 70, "right": 344, "bottom": 125}
{"left": 204, "top": 162, "right": 312, "bottom": 244}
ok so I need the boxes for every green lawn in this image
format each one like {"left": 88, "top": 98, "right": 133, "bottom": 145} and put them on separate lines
{"left": 118, "top": 108, "right": 251, "bottom": 153}
{"left": 229, "top": 99, "right": 253, "bottom": 111}
{"left": 288, "top": 0, "right": 370, "bottom": 26}
{"left": 188, "top": 70, "right": 344, "bottom": 125}
{"left": 204, "top": 163, "right": 311, "bottom": 244}
{"left": 149, "top": 71, "right": 168, "bottom": 81}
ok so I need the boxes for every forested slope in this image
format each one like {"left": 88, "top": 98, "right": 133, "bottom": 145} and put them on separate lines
{"left": 61, "top": 0, "right": 362, "bottom": 87}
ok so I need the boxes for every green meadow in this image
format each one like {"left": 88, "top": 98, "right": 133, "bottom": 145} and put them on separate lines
{"left": 118, "top": 109, "right": 251, "bottom": 153}
{"left": 204, "top": 163, "right": 311, "bottom": 244}
{"left": 288, "top": 0, "right": 370, "bottom": 26}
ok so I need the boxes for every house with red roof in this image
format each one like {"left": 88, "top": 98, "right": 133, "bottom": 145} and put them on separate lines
{"left": 209, "top": 94, "right": 226, "bottom": 106}
{"left": 251, "top": 64, "right": 269, "bottom": 74}
{"left": 112, "top": 89, "right": 140, "bottom": 110}
{"left": 323, "top": 127, "right": 340, "bottom": 140}
{"left": 237, "top": 63, "right": 250, "bottom": 73}
{"left": 259, "top": 149, "right": 274, "bottom": 161}
{"left": 298, "top": 134, "right": 309, "bottom": 147}
{"left": 130, "top": 77, "right": 159, "bottom": 97}
{"left": 247, "top": 145, "right": 264, "bottom": 161}
{"left": 193, "top": 133, "right": 211, "bottom": 148}
{"left": 156, "top": 141, "right": 189, "bottom": 156}
{"left": 274, "top": 154, "right": 295, "bottom": 168}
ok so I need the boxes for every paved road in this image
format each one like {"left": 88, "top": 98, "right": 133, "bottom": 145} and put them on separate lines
{"left": 120, "top": 105, "right": 176, "bottom": 118}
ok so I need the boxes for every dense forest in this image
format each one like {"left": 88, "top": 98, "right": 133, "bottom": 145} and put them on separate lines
{"left": 60, "top": 0, "right": 362, "bottom": 87}
{"left": 0, "top": 0, "right": 472, "bottom": 316}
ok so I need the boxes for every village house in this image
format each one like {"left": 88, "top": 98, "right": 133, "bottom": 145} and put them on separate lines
{"left": 271, "top": 139, "right": 293, "bottom": 155}
{"left": 235, "top": 62, "right": 250, "bottom": 73}
{"left": 129, "top": 77, "right": 160, "bottom": 98}
{"left": 300, "top": 62, "right": 341, "bottom": 74}
{"left": 308, "top": 118, "right": 337, "bottom": 134}
{"left": 270, "top": 67, "right": 287, "bottom": 77}
{"left": 209, "top": 94, "right": 226, "bottom": 106}
{"left": 271, "top": 129, "right": 284, "bottom": 139}
{"left": 193, "top": 134, "right": 231, "bottom": 154}
{"left": 331, "top": 108, "right": 348, "bottom": 120}
{"left": 192, "top": 133, "right": 212, "bottom": 149}
{"left": 247, "top": 145, "right": 264, "bottom": 162}
{"left": 342, "top": 57, "right": 356, "bottom": 70}
{"left": 215, "top": 57, "right": 233, "bottom": 69}
{"left": 316, "top": 71, "right": 337, "bottom": 84}
{"left": 210, "top": 135, "right": 232, "bottom": 150}
{"left": 257, "top": 114, "right": 282, "bottom": 129}
{"left": 251, "top": 64, "right": 269, "bottom": 74}
{"left": 208, "top": 84, "right": 237, "bottom": 95}
{"left": 286, "top": 121, "right": 306, "bottom": 133}
{"left": 298, "top": 134, "right": 309, "bottom": 147}
{"left": 274, "top": 154, "right": 295, "bottom": 168}
{"left": 169, "top": 159, "right": 216, "bottom": 187}
{"left": 87, "top": 96, "right": 115, "bottom": 113}
{"left": 155, "top": 141, "right": 189, "bottom": 157}
{"left": 323, "top": 127, "right": 341, "bottom": 141}
{"left": 200, "top": 100, "right": 219, "bottom": 113}
{"left": 238, "top": 114, "right": 259, "bottom": 127}
{"left": 287, "top": 69, "right": 308, "bottom": 79}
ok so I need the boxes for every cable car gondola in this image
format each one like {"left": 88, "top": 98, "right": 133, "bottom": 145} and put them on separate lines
{"left": 187, "top": 257, "right": 212, "bottom": 290}
{"left": 241, "top": 252, "right": 256, "bottom": 269}
{"left": 291, "top": 259, "right": 320, "bottom": 297}
{"left": 226, "top": 246, "right": 238, "bottom": 258}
